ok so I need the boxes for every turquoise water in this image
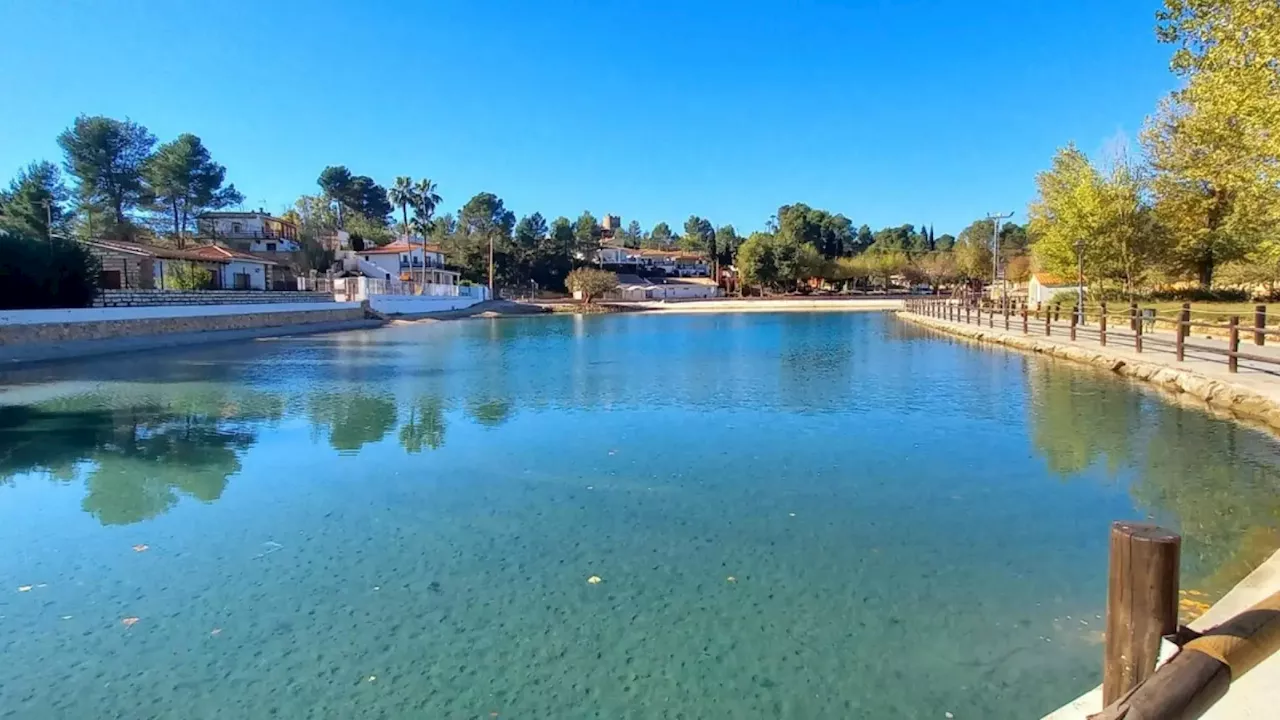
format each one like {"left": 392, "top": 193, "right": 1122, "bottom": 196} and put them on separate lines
{"left": 3, "top": 312, "right": 1280, "bottom": 719}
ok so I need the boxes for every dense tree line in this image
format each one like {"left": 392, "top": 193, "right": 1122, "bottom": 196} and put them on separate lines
{"left": 1027, "top": 0, "right": 1279, "bottom": 296}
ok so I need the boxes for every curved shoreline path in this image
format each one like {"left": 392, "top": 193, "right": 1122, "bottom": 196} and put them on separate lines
{"left": 896, "top": 309, "right": 1280, "bottom": 719}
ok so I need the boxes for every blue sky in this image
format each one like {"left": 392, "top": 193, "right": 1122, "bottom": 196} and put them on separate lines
{"left": 0, "top": 0, "right": 1175, "bottom": 236}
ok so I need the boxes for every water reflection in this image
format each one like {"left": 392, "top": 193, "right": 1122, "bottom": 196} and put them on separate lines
{"left": 1025, "top": 361, "right": 1280, "bottom": 595}
{"left": 1, "top": 311, "right": 1278, "bottom": 596}
{"left": 0, "top": 388, "right": 282, "bottom": 525}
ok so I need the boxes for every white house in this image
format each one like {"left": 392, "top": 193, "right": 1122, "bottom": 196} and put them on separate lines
{"left": 195, "top": 210, "right": 301, "bottom": 252}
{"left": 595, "top": 246, "right": 641, "bottom": 266}
{"left": 82, "top": 239, "right": 277, "bottom": 290}
{"left": 188, "top": 245, "right": 278, "bottom": 290}
{"left": 348, "top": 239, "right": 459, "bottom": 285}
{"left": 1028, "top": 272, "right": 1084, "bottom": 305}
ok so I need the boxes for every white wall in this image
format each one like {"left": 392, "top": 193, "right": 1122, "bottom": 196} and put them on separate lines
{"left": 361, "top": 253, "right": 401, "bottom": 278}
{"left": 246, "top": 238, "right": 300, "bottom": 252}
{"left": 0, "top": 302, "right": 362, "bottom": 325}
{"left": 368, "top": 295, "right": 483, "bottom": 315}
{"left": 221, "top": 260, "right": 268, "bottom": 290}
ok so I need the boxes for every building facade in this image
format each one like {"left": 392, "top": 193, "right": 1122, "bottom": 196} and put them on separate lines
{"left": 195, "top": 211, "right": 301, "bottom": 253}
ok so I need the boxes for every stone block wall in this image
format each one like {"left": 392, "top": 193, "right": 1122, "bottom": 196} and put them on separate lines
{"left": 92, "top": 289, "right": 334, "bottom": 307}
{"left": 1, "top": 305, "right": 368, "bottom": 346}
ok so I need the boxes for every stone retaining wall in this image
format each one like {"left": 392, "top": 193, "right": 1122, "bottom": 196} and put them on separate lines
{"left": 898, "top": 312, "right": 1280, "bottom": 434}
{"left": 93, "top": 289, "right": 333, "bottom": 307}
{"left": 2, "top": 305, "right": 368, "bottom": 346}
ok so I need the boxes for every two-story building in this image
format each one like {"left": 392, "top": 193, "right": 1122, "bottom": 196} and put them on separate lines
{"left": 195, "top": 210, "right": 301, "bottom": 253}
{"left": 353, "top": 239, "right": 459, "bottom": 286}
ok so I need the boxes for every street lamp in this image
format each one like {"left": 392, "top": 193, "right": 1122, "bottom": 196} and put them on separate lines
{"left": 1074, "top": 238, "right": 1086, "bottom": 325}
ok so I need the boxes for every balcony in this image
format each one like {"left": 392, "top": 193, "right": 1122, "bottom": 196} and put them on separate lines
{"left": 199, "top": 228, "right": 298, "bottom": 241}
{"left": 399, "top": 259, "right": 447, "bottom": 270}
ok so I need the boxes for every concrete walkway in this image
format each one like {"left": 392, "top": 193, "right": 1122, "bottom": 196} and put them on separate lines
{"left": 897, "top": 311, "right": 1280, "bottom": 718}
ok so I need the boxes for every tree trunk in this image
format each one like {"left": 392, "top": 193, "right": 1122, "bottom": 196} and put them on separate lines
{"left": 172, "top": 201, "right": 181, "bottom": 246}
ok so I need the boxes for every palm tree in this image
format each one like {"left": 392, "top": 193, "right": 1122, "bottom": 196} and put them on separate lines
{"left": 388, "top": 176, "right": 415, "bottom": 237}
{"left": 412, "top": 178, "right": 441, "bottom": 226}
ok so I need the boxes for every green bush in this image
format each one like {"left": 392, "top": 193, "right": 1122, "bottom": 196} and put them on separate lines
{"left": 165, "top": 262, "right": 213, "bottom": 290}
{"left": 0, "top": 231, "right": 101, "bottom": 309}
{"left": 1146, "top": 287, "right": 1248, "bottom": 303}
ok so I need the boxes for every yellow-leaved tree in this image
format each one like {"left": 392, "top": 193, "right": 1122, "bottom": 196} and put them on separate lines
{"left": 1144, "top": 0, "right": 1280, "bottom": 288}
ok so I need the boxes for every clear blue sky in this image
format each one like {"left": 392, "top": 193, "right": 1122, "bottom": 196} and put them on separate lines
{"left": 0, "top": 0, "right": 1175, "bottom": 236}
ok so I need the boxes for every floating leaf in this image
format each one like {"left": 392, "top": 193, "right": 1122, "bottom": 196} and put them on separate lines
{"left": 121, "top": 617, "right": 140, "bottom": 628}
{"left": 726, "top": 576, "right": 737, "bottom": 583}
{"left": 132, "top": 544, "right": 149, "bottom": 553}
{"left": 587, "top": 575, "right": 602, "bottom": 585}
{"left": 17, "top": 586, "right": 32, "bottom": 592}
{"left": 210, "top": 628, "right": 222, "bottom": 636}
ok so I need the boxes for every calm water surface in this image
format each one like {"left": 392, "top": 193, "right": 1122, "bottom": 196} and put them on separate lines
{"left": 2, "top": 312, "right": 1279, "bottom": 719}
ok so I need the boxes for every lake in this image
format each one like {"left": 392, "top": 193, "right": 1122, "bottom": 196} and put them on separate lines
{"left": 2, "top": 312, "right": 1279, "bottom": 719}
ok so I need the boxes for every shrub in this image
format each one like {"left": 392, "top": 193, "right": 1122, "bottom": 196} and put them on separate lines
{"left": 0, "top": 231, "right": 101, "bottom": 309}
{"left": 1146, "top": 287, "right": 1248, "bottom": 303}
{"left": 165, "top": 262, "right": 213, "bottom": 290}
{"left": 565, "top": 268, "right": 619, "bottom": 304}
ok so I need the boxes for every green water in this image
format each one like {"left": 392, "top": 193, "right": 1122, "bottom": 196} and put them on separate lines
{"left": 2, "top": 312, "right": 1279, "bottom": 719}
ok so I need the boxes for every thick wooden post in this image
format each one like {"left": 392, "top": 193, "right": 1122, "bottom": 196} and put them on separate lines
{"left": 1070, "top": 305, "right": 1078, "bottom": 340}
{"left": 1129, "top": 302, "right": 1138, "bottom": 331}
{"left": 965, "top": 303, "right": 971, "bottom": 324}
{"left": 1103, "top": 522, "right": 1181, "bottom": 706}
{"left": 1004, "top": 298, "right": 1010, "bottom": 331}
{"left": 1229, "top": 316, "right": 1240, "bottom": 373}
{"left": 1135, "top": 310, "right": 1143, "bottom": 353}
{"left": 1054, "top": 303, "right": 1061, "bottom": 322}
{"left": 1021, "top": 302, "right": 1028, "bottom": 334}
{"left": 1035, "top": 301, "right": 1041, "bottom": 320}
{"left": 989, "top": 301, "right": 994, "bottom": 328}
{"left": 1045, "top": 308, "right": 1051, "bottom": 336}
{"left": 1176, "top": 303, "right": 1190, "bottom": 361}
{"left": 1255, "top": 305, "right": 1266, "bottom": 346}
{"left": 1100, "top": 301, "right": 1108, "bottom": 347}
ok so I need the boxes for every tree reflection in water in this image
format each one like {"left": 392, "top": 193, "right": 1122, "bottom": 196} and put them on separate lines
{"left": 0, "top": 388, "right": 283, "bottom": 525}
{"left": 1027, "top": 362, "right": 1280, "bottom": 596}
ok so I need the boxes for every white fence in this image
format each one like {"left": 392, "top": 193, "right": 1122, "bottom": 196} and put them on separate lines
{"left": 329, "top": 276, "right": 490, "bottom": 303}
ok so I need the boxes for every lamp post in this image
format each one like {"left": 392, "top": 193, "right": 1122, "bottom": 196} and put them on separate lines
{"left": 1075, "top": 238, "right": 1086, "bottom": 325}
{"left": 987, "top": 211, "right": 1015, "bottom": 303}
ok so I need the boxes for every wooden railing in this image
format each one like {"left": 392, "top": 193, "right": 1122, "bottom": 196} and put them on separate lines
{"left": 904, "top": 297, "right": 1280, "bottom": 374}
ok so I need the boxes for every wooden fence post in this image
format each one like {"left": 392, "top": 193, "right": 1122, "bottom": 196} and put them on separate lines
{"left": 1255, "top": 305, "right": 1266, "bottom": 346}
{"left": 1136, "top": 309, "right": 1143, "bottom": 353}
{"left": 1004, "top": 298, "right": 1010, "bottom": 331}
{"left": 1035, "top": 301, "right": 1041, "bottom": 321}
{"left": 989, "top": 301, "right": 994, "bottom": 328}
{"left": 1045, "top": 308, "right": 1051, "bottom": 337}
{"left": 1130, "top": 302, "right": 1138, "bottom": 331}
{"left": 1103, "top": 522, "right": 1180, "bottom": 706}
{"left": 1100, "top": 301, "right": 1108, "bottom": 347}
{"left": 1054, "top": 303, "right": 1061, "bottom": 322}
{"left": 1229, "top": 316, "right": 1240, "bottom": 373}
{"left": 1176, "top": 303, "right": 1189, "bottom": 361}
{"left": 1070, "top": 305, "right": 1078, "bottom": 340}
{"left": 1021, "top": 302, "right": 1028, "bottom": 334}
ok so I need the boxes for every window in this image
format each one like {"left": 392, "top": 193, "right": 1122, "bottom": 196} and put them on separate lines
{"left": 233, "top": 272, "right": 251, "bottom": 290}
{"left": 231, "top": 222, "right": 242, "bottom": 233}
{"left": 266, "top": 243, "right": 277, "bottom": 252}
{"left": 99, "top": 270, "right": 123, "bottom": 289}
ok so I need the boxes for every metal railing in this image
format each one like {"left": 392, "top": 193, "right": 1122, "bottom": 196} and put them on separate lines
{"left": 905, "top": 297, "right": 1280, "bottom": 375}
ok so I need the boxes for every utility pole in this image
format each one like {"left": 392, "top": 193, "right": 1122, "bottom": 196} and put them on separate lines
{"left": 488, "top": 233, "right": 495, "bottom": 300}
{"left": 987, "top": 211, "right": 1014, "bottom": 302}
